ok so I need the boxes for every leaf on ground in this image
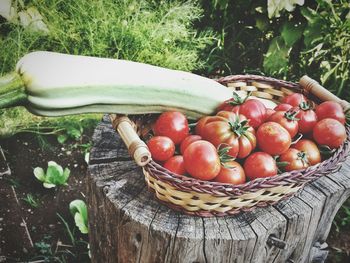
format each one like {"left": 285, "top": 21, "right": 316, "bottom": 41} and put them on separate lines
{"left": 33, "top": 167, "right": 45, "bottom": 182}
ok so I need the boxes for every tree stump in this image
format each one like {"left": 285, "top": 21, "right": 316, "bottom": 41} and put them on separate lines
{"left": 87, "top": 115, "right": 350, "bottom": 263}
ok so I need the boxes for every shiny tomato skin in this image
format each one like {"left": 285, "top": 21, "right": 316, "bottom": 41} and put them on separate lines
{"left": 164, "top": 155, "right": 186, "bottom": 175}
{"left": 214, "top": 161, "right": 246, "bottom": 185}
{"left": 183, "top": 140, "right": 221, "bottom": 180}
{"left": 294, "top": 139, "right": 321, "bottom": 165}
{"left": 313, "top": 118, "right": 347, "bottom": 149}
{"left": 268, "top": 111, "right": 299, "bottom": 138}
{"left": 316, "top": 101, "right": 346, "bottom": 125}
{"left": 147, "top": 136, "right": 175, "bottom": 162}
{"left": 274, "top": 103, "right": 293, "bottom": 111}
{"left": 201, "top": 111, "right": 256, "bottom": 158}
{"left": 296, "top": 108, "right": 318, "bottom": 134}
{"left": 279, "top": 148, "right": 309, "bottom": 172}
{"left": 265, "top": 108, "right": 276, "bottom": 121}
{"left": 282, "top": 93, "right": 307, "bottom": 107}
{"left": 244, "top": 152, "right": 277, "bottom": 180}
{"left": 257, "top": 122, "right": 291, "bottom": 155}
{"left": 154, "top": 111, "right": 189, "bottom": 144}
{"left": 238, "top": 99, "right": 267, "bottom": 128}
{"left": 180, "top": 135, "right": 202, "bottom": 155}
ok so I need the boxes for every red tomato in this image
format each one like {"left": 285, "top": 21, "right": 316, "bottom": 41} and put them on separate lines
{"left": 199, "top": 111, "right": 256, "bottom": 158}
{"left": 244, "top": 152, "right": 277, "bottom": 180}
{"left": 281, "top": 93, "right": 307, "bottom": 107}
{"left": 296, "top": 103, "right": 318, "bottom": 134}
{"left": 294, "top": 139, "right": 321, "bottom": 165}
{"left": 265, "top": 108, "right": 276, "bottom": 120}
{"left": 147, "top": 136, "right": 175, "bottom": 162}
{"left": 183, "top": 140, "right": 221, "bottom": 180}
{"left": 164, "top": 155, "right": 186, "bottom": 175}
{"left": 257, "top": 122, "right": 291, "bottom": 155}
{"left": 154, "top": 111, "right": 189, "bottom": 144}
{"left": 214, "top": 161, "right": 246, "bottom": 185}
{"left": 279, "top": 148, "right": 309, "bottom": 172}
{"left": 218, "top": 93, "right": 266, "bottom": 128}
{"left": 313, "top": 118, "right": 347, "bottom": 149}
{"left": 316, "top": 101, "right": 345, "bottom": 125}
{"left": 274, "top": 103, "right": 293, "bottom": 111}
{"left": 267, "top": 110, "right": 299, "bottom": 138}
{"left": 180, "top": 135, "right": 202, "bottom": 155}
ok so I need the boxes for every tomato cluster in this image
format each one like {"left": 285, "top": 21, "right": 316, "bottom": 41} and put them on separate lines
{"left": 146, "top": 93, "right": 347, "bottom": 185}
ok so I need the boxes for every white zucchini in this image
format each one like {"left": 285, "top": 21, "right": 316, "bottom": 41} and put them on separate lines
{"left": 1, "top": 51, "right": 275, "bottom": 118}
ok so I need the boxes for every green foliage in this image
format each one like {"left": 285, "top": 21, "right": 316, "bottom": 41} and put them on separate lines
{"left": 299, "top": 0, "right": 350, "bottom": 100}
{"left": 34, "top": 161, "right": 70, "bottom": 188}
{"left": 69, "top": 200, "right": 88, "bottom": 234}
{"left": 198, "top": 0, "right": 349, "bottom": 102}
{"left": 0, "top": 0, "right": 214, "bottom": 75}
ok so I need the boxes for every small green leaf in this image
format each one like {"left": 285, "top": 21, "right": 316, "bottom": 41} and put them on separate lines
{"left": 63, "top": 168, "right": 71, "bottom": 181}
{"left": 57, "top": 134, "right": 68, "bottom": 144}
{"left": 43, "top": 182, "right": 56, "bottom": 188}
{"left": 74, "top": 213, "right": 88, "bottom": 234}
{"left": 33, "top": 167, "right": 45, "bottom": 182}
{"left": 70, "top": 200, "right": 88, "bottom": 234}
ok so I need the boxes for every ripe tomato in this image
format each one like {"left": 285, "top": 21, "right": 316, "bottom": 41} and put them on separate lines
{"left": 244, "top": 152, "right": 277, "bottom": 180}
{"left": 279, "top": 148, "right": 309, "bottom": 172}
{"left": 180, "top": 135, "right": 202, "bottom": 155}
{"left": 267, "top": 110, "right": 299, "bottom": 138}
{"left": 164, "top": 155, "right": 186, "bottom": 175}
{"left": 265, "top": 108, "right": 276, "bottom": 120}
{"left": 147, "top": 136, "right": 175, "bottom": 161}
{"left": 218, "top": 93, "right": 266, "bottom": 128}
{"left": 257, "top": 122, "right": 291, "bottom": 155}
{"left": 274, "top": 103, "right": 293, "bottom": 111}
{"left": 154, "top": 111, "right": 189, "bottom": 144}
{"left": 214, "top": 161, "right": 246, "bottom": 185}
{"left": 316, "top": 101, "right": 345, "bottom": 125}
{"left": 313, "top": 118, "right": 347, "bottom": 149}
{"left": 199, "top": 111, "right": 256, "bottom": 158}
{"left": 281, "top": 93, "right": 307, "bottom": 107}
{"left": 183, "top": 140, "right": 221, "bottom": 180}
{"left": 293, "top": 139, "right": 321, "bottom": 166}
{"left": 296, "top": 103, "right": 318, "bottom": 134}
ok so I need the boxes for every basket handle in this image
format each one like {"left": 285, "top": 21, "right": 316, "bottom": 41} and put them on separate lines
{"left": 299, "top": 75, "right": 350, "bottom": 111}
{"left": 109, "top": 114, "right": 151, "bottom": 167}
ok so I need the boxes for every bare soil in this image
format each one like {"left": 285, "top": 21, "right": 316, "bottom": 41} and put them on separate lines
{"left": 0, "top": 132, "right": 91, "bottom": 263}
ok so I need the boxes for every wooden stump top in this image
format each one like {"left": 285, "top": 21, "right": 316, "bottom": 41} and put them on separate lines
{"left": 87, "top": 115, "right": 350, "bottom": 263}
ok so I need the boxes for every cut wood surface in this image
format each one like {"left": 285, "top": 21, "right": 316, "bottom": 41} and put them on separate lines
{"left": 88, "top": 115, "right": 350, "bottom": 263}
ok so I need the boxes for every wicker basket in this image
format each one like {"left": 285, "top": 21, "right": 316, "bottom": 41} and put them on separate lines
{"left": 110, "top": 75, "right": 350, "bottom": 217}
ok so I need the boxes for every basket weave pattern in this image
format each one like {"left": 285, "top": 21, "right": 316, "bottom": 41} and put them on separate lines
{"left": 132, "top": 75, "right": 350, "bottom": 217}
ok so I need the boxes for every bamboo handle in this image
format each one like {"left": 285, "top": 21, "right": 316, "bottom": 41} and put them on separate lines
{"left": 110, "top": 114, "right": 151, "bottom": 167}
{"left": 299, "top": 75, "right": 350, "bottom": 111}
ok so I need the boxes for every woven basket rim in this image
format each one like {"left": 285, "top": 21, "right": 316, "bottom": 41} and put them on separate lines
{"left": 143, "top": 74, "right": 350, "bottom": 197}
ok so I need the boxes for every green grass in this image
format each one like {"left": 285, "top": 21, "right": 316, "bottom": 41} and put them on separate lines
{"left": 0, "top": 0, "right": 214, "bottom": 137}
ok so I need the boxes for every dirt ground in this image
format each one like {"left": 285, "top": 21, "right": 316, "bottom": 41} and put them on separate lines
{"left": 0, "top": 128, "right": 349, "bottom": 263}
{"left": 0, "top": 132, "right": 91, "bottom": 262}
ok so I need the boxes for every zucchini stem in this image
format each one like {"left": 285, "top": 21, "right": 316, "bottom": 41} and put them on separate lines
{"left": 0, "top": 72, "right": 27, "bottom": 108}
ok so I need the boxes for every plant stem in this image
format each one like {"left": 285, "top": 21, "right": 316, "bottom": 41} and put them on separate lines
{"left": 0, "top": 72, "right": 27, "bottom": 108}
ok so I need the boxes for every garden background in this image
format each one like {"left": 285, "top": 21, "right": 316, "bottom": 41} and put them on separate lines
{"left": 0, "top": 0, "right": 349, "bottom": 262}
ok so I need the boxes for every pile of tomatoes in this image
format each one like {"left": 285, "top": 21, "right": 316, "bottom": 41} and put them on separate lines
{"left": 147, "top": 92, "right": 347, "bottom": 185}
